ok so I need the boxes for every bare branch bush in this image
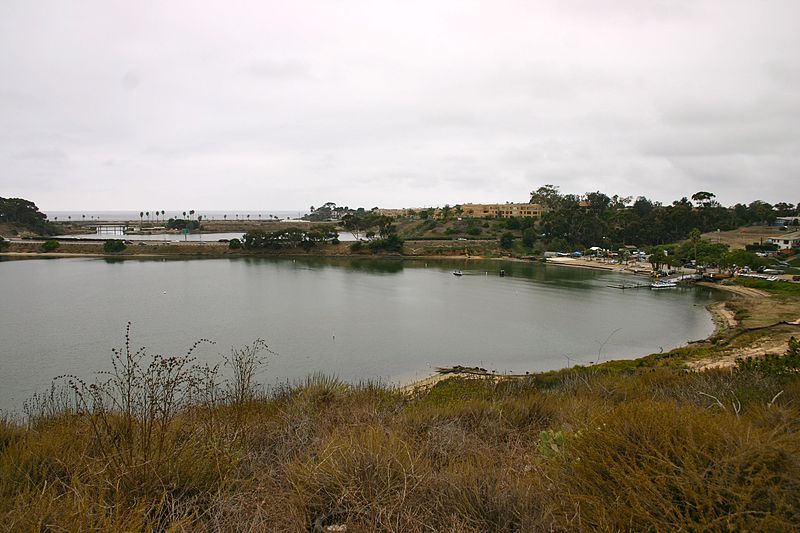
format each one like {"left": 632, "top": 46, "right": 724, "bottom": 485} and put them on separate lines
{"left": 223, "top": 338, "right": 274, "bottom": 404}
{"left": 42, "top": 323, "right": 273, "bottom": 510}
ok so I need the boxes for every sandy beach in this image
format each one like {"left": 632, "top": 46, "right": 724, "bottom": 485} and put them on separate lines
{"left": 545, "top": 256, "right": 653, "bottom": 274}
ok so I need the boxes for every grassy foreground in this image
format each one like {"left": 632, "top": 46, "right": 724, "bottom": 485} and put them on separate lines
{"left": 3, "top": 332, "right": 800, "bottom": 532}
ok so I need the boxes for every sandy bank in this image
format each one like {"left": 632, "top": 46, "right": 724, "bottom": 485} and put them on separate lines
{"left": 546, "top": 256, "right": 653, "bottom": 274}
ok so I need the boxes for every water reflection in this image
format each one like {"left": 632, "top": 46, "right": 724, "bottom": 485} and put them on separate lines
{"left": 0, "top": 256, "right": 724, "bottom": 413}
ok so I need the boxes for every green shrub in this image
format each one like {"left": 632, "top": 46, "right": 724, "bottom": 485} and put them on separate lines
{"left": 40, "top": 240, "right": 60, "bottom": 252}
{"left": 499, "top": 232, "right": 514, "bottom": 250}
{"left": 349, "top": 241, "right": 363, "bottom": 252}
{"left": 522, "top": 228, "right": 537, "bottom": 247}
{"left": 416, "top": 220, "right": 438, "bottom": 233}
{"left": 103, "top": 239, "right": 126, "bottom": 253}
{"left": 736, "top": 337, "right": 800, "bottom": 375}
{"left": 0, "top": 236, "right": 7, "bottom": 251}
{"left": 367, "top": 234, "right": 404, "bottom": 253}
{"left": 228, "top": 238, "right": 242, "bottom": 249}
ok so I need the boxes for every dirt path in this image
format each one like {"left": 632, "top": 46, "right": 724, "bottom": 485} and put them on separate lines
{"left": 687, "top": 335, "right": 792, "bottom": 371}
{"left": 695, "top": 281, "right": 770, "bottom": 298}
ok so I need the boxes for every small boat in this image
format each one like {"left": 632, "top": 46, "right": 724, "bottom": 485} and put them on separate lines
{"left": 452, "top": 270, "right": 463, "bottom": 276}
{"left": 650, "top": 280, "right": 677, "bottom": 289}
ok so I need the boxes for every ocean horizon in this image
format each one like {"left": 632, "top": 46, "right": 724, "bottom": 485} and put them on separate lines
{"left": 44, "top": 209, "right": 308, "bottom": 222}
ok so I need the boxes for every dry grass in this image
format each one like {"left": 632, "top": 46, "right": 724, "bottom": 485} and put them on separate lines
{"left": 701, "top": 225, "right": 788, "bottom": 250}
{"left": 3, "top": 339, "right": 800, "bottom": 531}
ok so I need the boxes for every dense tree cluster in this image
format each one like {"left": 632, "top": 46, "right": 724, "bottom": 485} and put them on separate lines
{"left": 531, "top": 185, "right": 798, "bottom": 249}
{"left": 647, "top": 239, "right": 758, "bottom": 272}
{"left": 0, "top": 197, "right": 55, "bottom": 235}
{"left": 305, "top": 203, "right": 402, "bottom": 242}
{"left": 166, "top": 218, "right": 201, "bottom": 231}
{"left": 103, "top": 239, "right": 127, "bottom": 253}
{"left": 350, "top": 234, "right": 404, "bottom": 253}
{"left": 241, "top": 227, "right": 339, "bottom": 250}
{"left": 341, "top": 212, "right": 397, "bottom": 240}
{"left": 304, "top": 202, "right": 356, "bottom": 221}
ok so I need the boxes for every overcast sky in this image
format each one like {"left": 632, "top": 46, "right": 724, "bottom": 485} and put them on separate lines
{"left": 1, "top": 0, "right": 798, "bottom": 211}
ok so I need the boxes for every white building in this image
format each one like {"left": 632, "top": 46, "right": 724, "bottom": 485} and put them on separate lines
{"left": 768, "top": 231, "right": 800, "bottom": 250}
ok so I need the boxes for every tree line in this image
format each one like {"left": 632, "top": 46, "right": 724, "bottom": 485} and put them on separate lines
{"left": 238, "top": 227, "right": 339, "bottom": 250}
{"left": 530, "top": 185, "right": 798, "bottom": 250}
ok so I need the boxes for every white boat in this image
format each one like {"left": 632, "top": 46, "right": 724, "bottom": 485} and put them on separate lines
{"left": 651, "top": 280, "right": 677, "bottom": 289}
{"left": 452, "top": 270, "right": 463, "bottom": 276}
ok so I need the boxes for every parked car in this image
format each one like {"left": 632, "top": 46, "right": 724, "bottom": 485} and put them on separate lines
{"left": 793, "top": 275, "right": 800, "bottom": 282}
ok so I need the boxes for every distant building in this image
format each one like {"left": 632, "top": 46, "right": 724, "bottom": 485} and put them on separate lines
{"left": 768, "top": 231, "right": 800, "bottom": 250}
{"left": 376, "top": 202, "right": 546, "bottom": 220}
{"left": 375, "top": 208, "right": 414, "bottom": 218}
{"left": 774, "top": 216, "right": 800, "bottom": 227}
{"left": 461, "top": 203, "right": 546, "bottom": 219}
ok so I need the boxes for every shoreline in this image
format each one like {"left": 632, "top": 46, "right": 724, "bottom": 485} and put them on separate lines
{"left": 400, "top": 276, "right": 762, "bottom": 393}
{"left": 3, "top": 244, "right": 777, "bottom": 388}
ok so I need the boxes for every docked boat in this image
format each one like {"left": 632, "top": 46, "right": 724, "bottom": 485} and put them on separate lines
{"left": 651, "top": 280, "right": 677, "bottom": 289}
{"left": 452, "top": 270, "right": 463, "bottom": 276}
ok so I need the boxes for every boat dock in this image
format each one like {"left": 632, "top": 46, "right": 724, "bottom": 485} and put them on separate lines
{"left": 608, "top": 273, "right": 703, "bottom": 290}
{"left": 607, "top": 283, "right": 650, "bottom": 290}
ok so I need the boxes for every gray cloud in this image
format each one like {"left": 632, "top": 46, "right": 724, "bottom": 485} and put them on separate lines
{"left": 0, "top": 0, "right": 798, "bottom": 210}
{"left": 246, "top": 59, "right": 313, "bottom": 81}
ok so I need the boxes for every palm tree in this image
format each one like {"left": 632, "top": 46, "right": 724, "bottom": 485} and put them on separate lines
{"left": 140, "top": 211, "right": 144, "bottom": 229}
{"left": 146, "top": 211, "right": 150, "bottom": 224}
{"left": 223, "top": 214, "right": 227, "bottom": 221}
{"left": 189, "top": 210, "right": 195, "bottom": 220}
{"left": 183, "top": 211, "right": 187, "bottom": 220}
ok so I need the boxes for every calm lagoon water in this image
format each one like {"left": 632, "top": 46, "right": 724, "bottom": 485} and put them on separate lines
{"left": 0, "top": 257, "right": 724, "bottom": 412}
{"left": 53, "top": 231, "right": 358, "bottom": 242}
